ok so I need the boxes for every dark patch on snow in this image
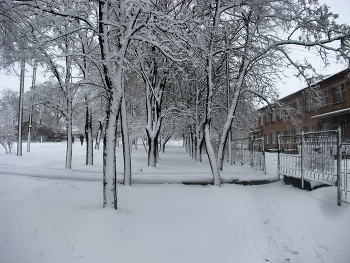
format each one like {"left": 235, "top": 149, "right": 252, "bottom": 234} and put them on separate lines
{"left": 181, "top": 178, "right": 279, "bottom": 186}
{"left": 182, "top": 181, "right": 214, "bottom": 186}
{"left": 283, "top": 175, "right": 333, "bottom": 191}
{"left": 230, "top": 179, "right": 279, "bottom": 186}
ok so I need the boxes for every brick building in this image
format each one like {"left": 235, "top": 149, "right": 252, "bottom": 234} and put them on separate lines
{"left": 252, "top": 68, "right": 350, "bottom": 150}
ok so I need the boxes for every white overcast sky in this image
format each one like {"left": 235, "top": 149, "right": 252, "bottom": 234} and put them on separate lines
{"left": 0, "top": 0, "right": 349, "bottom": 98}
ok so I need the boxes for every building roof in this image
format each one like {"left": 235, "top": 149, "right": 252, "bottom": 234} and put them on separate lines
{"left": 311, "top": 107, "right": 350, "bottom": 119}
{"left": 257, "top": 68, "right": 349, "bottom": 111}
{"left": 279, "top": 68, "right": 349, "bottom": 102}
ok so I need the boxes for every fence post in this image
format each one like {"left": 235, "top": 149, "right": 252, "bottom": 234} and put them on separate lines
{"left": 337, "top": 128, "right": 342, "bottom": 206}
{"left": 301, "top": 132, "right": 305, "bottom": 190}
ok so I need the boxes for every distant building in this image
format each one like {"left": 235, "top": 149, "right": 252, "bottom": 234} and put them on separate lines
{"left": 251, "top": 68, "right": 350, "bottom": 150}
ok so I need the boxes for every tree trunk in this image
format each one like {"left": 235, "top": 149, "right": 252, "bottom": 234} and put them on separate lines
{"left": 65, "top": 97, "right": 73, "bottom": 169}
{"left": 228, "top": 129, "right": 232, "bottom": 165}
{"left": 204, "top": 123, "right": 221, "bottom": 185}
{"left": 217, "top": 59, "right": 249, "bottom": 171}
{"left": 184, "top": 135, "right": 188, "bottom": 152}
{"left": 120, "top": 95, "right": 132, "bottom": 185}
{"left": 147, "top": 132, "right": 158, "bottom": 167}
{"left": 103, "top": 90, "right": 122, "bottom": 209}
{"left": 98, "top": 0, "right": 123, "bottom": 209}
{"left": 217, "top": 104, "right": 238, "bottom": 171}
{"left": 196, "top": 136, "right": 204, "bottom": 163}
{"left": 95, "top": 121, "right": 103, "bottom": 150}
{"left": 85, "top": 96, "right": 93, "bottom": 165}
{"left": 134, "top": 138, "right": 138, "bottom": 150}
{"left": 1, "top": 142, "right": 8, "bottom": 154}
{"left": 161, "top": 135, "right": 172, "bottom": 153}
{"left": 199, "top": 138, "right": 203, "bottom": 163}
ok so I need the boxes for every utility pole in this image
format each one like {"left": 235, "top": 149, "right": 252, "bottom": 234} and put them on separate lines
{"left": 27, "top": 60, "right": 37, "bottom": 152}
{"left": 17, "top": 58, "right": 25, "bottom": 156}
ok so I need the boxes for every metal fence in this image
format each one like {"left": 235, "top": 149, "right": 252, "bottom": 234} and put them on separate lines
{"left": 232, "top": 137, "right": 251, "bottom": 165}
{"left": 278, "top": 129, "right": 349, "bottom": 205}
{"left": 232, "top": 137, "right": 266, "bottom": 173}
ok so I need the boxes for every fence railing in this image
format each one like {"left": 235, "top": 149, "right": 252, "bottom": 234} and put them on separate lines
{"left": 232, "top": 137, "right": 266, "bottom": 173}
{"left": 232, "top": 137, "right": 251, "bottom": 165}
{"left": 278, "top": 129, "right": 347, "bottom": 206}
{"left": 211, "top": 137, "right": 266, "bottom": 173}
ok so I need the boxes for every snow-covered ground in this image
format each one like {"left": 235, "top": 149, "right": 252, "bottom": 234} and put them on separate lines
{"left": 0, "top": 141, "right": 349, "bottom": 263}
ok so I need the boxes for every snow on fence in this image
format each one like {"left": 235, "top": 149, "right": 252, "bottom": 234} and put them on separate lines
{"left": 278, "top": 129, "right": 349, "bottom": 206}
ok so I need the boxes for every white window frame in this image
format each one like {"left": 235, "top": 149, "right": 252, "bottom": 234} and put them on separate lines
{"left": 305, "top": 98, "right": 314, "bottom": 113}
{"left": 334, "top": 83, "right": 346, "bottom": 104}
{"left": 320, "top": 89, "right": 329, "bottom": 108}
{"left": 305, "top": 126, "right": 314, "bottom": 133}
{"left": 271, "top": 132, "right": 276, "bottom": 145}
{"left": 271, "top": 111, "right": 276, "bottom": 122}
{"left": 285, "top": 130, "right": 291, "bottom": 142}
{"left": 319, "top": 123, "right": 329, "bottom": 131}
{"left": 295, "top": 100, "right": 302, "bottom": 115}
{"left": 265, "top": 133, "right": 269, "bottom": 144}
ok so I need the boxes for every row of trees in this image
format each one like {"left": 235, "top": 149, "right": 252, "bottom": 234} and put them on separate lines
{"left": 1, "top": 0, "right": 349, "bottom": 209}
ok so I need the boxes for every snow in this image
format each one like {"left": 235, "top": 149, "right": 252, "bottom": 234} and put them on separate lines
{"left": 1, "top": 141, "right": 350, "bottom": 263}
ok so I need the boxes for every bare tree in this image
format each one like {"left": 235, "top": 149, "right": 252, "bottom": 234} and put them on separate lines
{"left": 0, "top": 89, "right": 18, "bottom": 154}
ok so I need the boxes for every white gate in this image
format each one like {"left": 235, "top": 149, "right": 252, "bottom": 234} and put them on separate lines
{"left": 278, "top": 130, "right": 348, "bottom": 206}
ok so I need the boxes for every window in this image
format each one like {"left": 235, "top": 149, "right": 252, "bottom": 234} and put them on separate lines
{"left": 277, "top": 131, "right": 282, "bottom": 143}
{"left": 260, "top": 116, "right": 263, "bottom": 125}
{"left": 265, "top": 134, "right": 269, "bottom": 144}
{"left": 265, "top": 113, "right": 270, "bottom": 124}
{"left": 271, "top": 132, "right": 276, "bottom": 145}
{"left": 285, "top": 130, "right": 291, "bottom": 142}
{"left": 334, "top": 83, "right": 346, "bottom": 104}
{"left": 320, "top": 89, "right": 329, "bottom": 108}
{"left": 295, "top": 128, "right": 302, "bottom": 135}
{"left": 271, "top": 111, "right": 276, "bottom": 122}
{"left": 278, "top": 109, "right": 282, "bottom": 121}
{"left": 319, "top": 123, "right": 329, "bottom": 131}
{"left": 305, "top": 98, "right": 314, "bottom": 112}
{"left": 305, "top": 126, "right": 314, "bottom": 133}
{"left": 295, "top": 100, "right": 302, "bottom": 115}
{"left": 342, "top": 120, "right": 347, "bottom": 141}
